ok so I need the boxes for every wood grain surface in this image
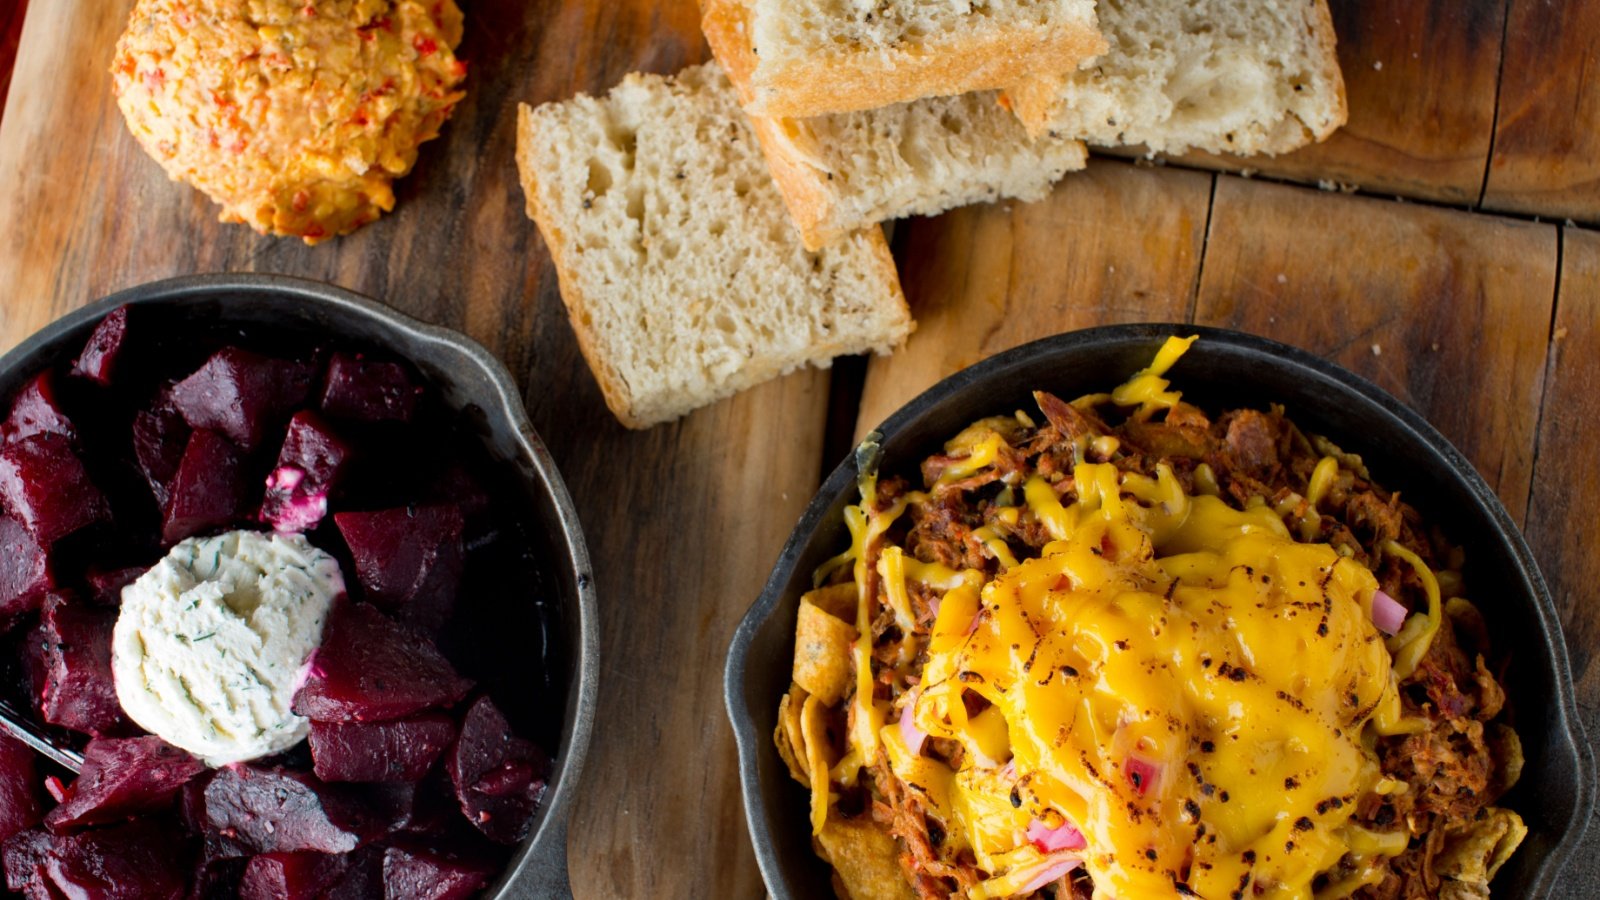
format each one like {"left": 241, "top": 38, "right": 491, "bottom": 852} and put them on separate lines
{"left": 1483, "top": 0, "right": 1600, "bottom": 221}
{"left": 0, "top": 0, "right": 1597, "bottom": 896}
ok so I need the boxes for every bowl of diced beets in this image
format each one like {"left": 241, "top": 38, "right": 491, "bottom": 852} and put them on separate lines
{"left": 0, "top": 274, "right": 597, "bottom": 899}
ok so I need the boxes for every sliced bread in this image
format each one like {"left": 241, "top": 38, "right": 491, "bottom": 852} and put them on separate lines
{"left": 701, "top": 0, "right": 1107, "bottom": 119}
{"left": 1005, "top": 0, "right": 1346, "bottom": 156}
{"left": 515, "top": 63, "right": 914, "bottom": 429}
{"left": 747, "top": 93, "right": 1088, "bottom": 251}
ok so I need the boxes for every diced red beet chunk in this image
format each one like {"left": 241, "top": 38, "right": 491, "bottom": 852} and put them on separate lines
{"left": 0, "top": 735, "right": 41, "bottom": 845}
{"left": 238, "top": 851, "right": 347, "bottom": 900}
{"left": 132, "top": 407, "right": 190, "bottom": 509}
{"left": 317, "top": 845, "right": 384, "bottom": 900}
{"left": 70, "top": 307, "right": 129, "bottom": 387}
{"left": 309, "top": 714, "right": 457, "bottom": 783}
{"left": 2, "top": 829, "right": 54, "bottom": 899}
{"left": 382, "top": 844, "right": 496, "bottom": 900}
{"left": 169, "top": 347, "right": 314, "bottom": 452}
{"left": 357, "top": 780, "right": 439, "bottom": 837}
{"left": 0, "top": 435, "right": 109, "bottom": 545}
{"left": 319, "top": 353, "right": 419, "bottom": 423}
{"left": 44, "top": 737, "right": 204, "bottom": 833}
{"left": 190, "top": 854, "right": 249, "bottom": 900}
{"left": 202, "top": 766, "right": 379, "bottom": 855}
{"left": 447, "top": 697, "right": 549, "bottom": 845}
{"left": 83, "top": 566, "right": 142, "bottom": 607}
{"left": 292, "top": 601, "right": 471, "bottom": 724}
{"left": 5, "top": 821, "right": 189, "bottom": 900}
{"left": 334, "top": 506, "right": 463, "bottom": 629}
{"left": 179, "top": 773, "right": 215, "bottom": 835}
{"left": 429, "top": 464, "right": 492, "bottom": 529}
{"left": 162, "top": 429, "right": 253, "bottom": 544}
{"left": 0, "top": 515, "right": 51, "bottom": 623}
{"left": 44, "top": 820, "right": 189, "bottom": 899}
{"left": 260, "top": 412, "right": 352, "bottom": 534}
{"left": 3, "top": 373, "right": 75, "bottom": 445}
{"left": 37, "top": 595, "right": 125, "bottom": 736}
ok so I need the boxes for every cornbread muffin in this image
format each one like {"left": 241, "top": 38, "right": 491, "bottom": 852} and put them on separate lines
{"left": 112, "top": 0, "right": 468, "bottom": 243}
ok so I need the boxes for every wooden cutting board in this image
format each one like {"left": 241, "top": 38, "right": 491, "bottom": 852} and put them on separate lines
{"left": 0, "top": 0, "right": 1596, "bottom": 896}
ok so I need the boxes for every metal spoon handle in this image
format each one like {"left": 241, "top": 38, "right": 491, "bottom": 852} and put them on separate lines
{"left": 0, "top": 698, "right": 82, "bottom": 773}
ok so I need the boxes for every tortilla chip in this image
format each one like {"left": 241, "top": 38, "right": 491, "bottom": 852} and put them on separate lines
{"left": 1487, "top": 723, "right": 1524, "bottom": 799}
{"left": 776, "top": 687, "right": 811, "bottom": 787}
{"left": 802, "top": 692, "right": 834, "bottom": 835}
{"left": 1435, "top": 807, "right": 1528, "bottom": 892}
{"left": 815, "top": 815, "right": 915, "bottom": 900}
{"left": 1438, "top": 882, "right": 1489, "bottom": 900}
{"left": 810, "top": 582, "right": 860, "bottom": 619}
{"left": 794, "top": 584, "right": 859, "bottom": 705}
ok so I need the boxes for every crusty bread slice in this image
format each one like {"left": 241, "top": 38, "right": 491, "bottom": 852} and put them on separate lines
{"left": 702, "top": 0, "right": 1107, "bottom": 119}
{"left": 747, "top": 93, "right": 1087, "bottom": 251}
{"left": 515, "top": 63, "right": 914, "bottom": 429}
{"left": 1005, "top": 0, "right": 1346, "bottom": 156}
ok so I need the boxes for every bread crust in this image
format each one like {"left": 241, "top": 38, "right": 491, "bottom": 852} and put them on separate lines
{"left": 1004, "top": 0, "right": 1347, "bottom": 156}
{"left": 745, "top": 114, "right": 843, "bottom": 250}
{"left": 1003, "top": 71, "right": 1070, "bottom": 140}
{"left": 703, "top": 0, "right": 1107, "bottom": 119}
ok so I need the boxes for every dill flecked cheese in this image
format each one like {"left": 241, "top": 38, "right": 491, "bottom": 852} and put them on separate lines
{"left": 111, "top": 530, "right": 343, "bottom": 766}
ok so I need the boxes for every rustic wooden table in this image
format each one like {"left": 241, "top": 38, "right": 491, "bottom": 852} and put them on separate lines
{"left": 0, "top": 0, "right": 1595, "bottom": 895}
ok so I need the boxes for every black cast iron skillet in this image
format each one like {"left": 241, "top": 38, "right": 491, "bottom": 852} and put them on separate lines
{"left": 728, "top": 324, "right": 1593, "bottom": 898}
{"left": 0, "top": 274, "right": 597, "bottom": 899}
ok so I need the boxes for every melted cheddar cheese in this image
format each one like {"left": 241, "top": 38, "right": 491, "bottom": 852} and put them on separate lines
{"left": 898, "top": 464, "right": 1411, "bottom": 898}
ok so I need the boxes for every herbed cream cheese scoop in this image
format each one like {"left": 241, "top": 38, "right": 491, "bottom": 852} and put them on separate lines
{"left": 112, "top": 530, "right": 343, "bottom": 766}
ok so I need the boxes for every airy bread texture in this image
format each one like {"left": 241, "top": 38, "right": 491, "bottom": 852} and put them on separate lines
{"left": 702, "top": 0, "right": 1107, "bottom": 119}
{"left": 515, "top": 63, "right": 914, "bottom": 429}
{"left": 748, "top": 91, "right": 1088, "bottom": 249}
{"left": 749, "top": 92, "right": 1088, "bottom": 250}
{"left": 1005, "top": 0, "right": 1346, "bottom": 156}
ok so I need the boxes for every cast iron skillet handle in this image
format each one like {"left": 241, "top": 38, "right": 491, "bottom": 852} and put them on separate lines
{"left": 511, "top": 804, "right": 574, "bottom": 899}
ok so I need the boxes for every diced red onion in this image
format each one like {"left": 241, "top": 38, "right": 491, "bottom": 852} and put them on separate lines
{"left": 43, "top": 775, "right": 68, "bottom": 803}
{"left": 929, "top": 596, "right": 942, "bottom": 619}
{"left": 899, "top": 690, "right": 927, "bottom": 756}
{"left": 1027, "top": 818, "right": 1086, "bottom": 853}
{"left": 1370, "top": 589, "right": 1407, "bottom": 635}
{"left": 1126, "top": 754, "right": 1160, "bottom": 796}
{"left": 1017, "top": 853, "right": 1083, "bottom": 894}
